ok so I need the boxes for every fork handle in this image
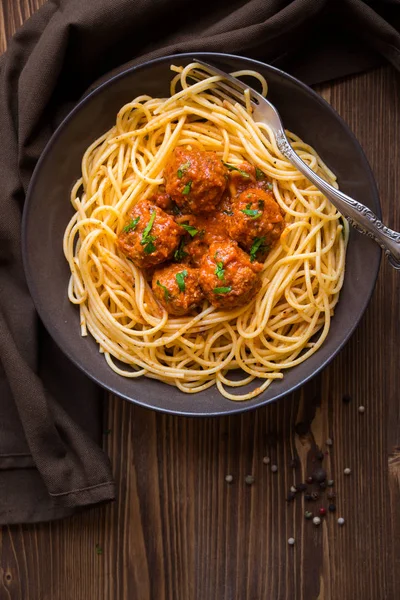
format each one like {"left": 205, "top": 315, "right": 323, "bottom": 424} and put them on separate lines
{"left": 276, "top": 133, "right": 400, "bottom": 269}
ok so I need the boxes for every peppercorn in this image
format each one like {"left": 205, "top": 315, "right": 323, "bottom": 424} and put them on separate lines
{"left": 327, "top": 491, "right": 336, "bottom": 500}
{"left": 312, "top": 467, "right": 327, "bottom": 483}
{"left": 306, "top": 476, "right": 313, "bottom": 484}
{"left": 319, "top": 507, "right": 327, "bottom": 516}
{"left": 316, "top": 451, "right": 324, "bottom": 461}
{"left": 311, "top": 491, "right": 319, "bottom": 501}
{"left": 297, "top": 483, "right": 307, "bottom": 492}
{"left": 245, "top": 475, "right": 255, "bottom": 485}
{"left": 358, "top": 405, "right": 365, "bottom": 413}
{"left": 290, "top": 457, "right": 299, "bottom": 469}
{"left": 338, "top": 517, "right": 345, "bottom": 526}
{"left": 290, "top": 486, "right": 297, "bottom": 493}
{"left": 319, "top": 481, "right": 327, "bottom": 490}
{"left": 288, "top": 537, "right": 295, "bottom": 546}
{"left": 305, "top": 511, "right": 313, "bottom": 520}
{"left": 286, "top": 492, "right": 296, "bottom": 502}
{"left": 313, "top": 516, "right": 321, "bottom": 526}
{"left": 342, "top": 393, "right": 351, "bottom": 404}
{"left": 326, "top": 438, "right": 333, "bottom": 446}
{"left": 271, "top": 465, "right": 278, "bottom": 473}
{"left": 344, "top": 468, "right": 351, "bottom": 476}
{"left": 328, "top": 504, "right": 336, "bottom": 512}
{"left": 225, "top": 475, "right": 233, "bottom": 483}
{"left": 263, "top": 456, "right": 270, "bottom": 465}
{"left": 327, "top": 479, "right": 334, "bottom": 487}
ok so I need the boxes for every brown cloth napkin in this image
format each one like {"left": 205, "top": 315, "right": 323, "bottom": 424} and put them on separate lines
{"left": 1, "top": 0, "right": 399, "bottom": 525}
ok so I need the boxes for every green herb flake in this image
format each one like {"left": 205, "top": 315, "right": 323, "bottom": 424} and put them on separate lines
{"left": 222, "top": 162, "right": 250, "bottom": 178}
{"left": 123, "top": 216, "right": 140, "bottom": 233}
{"left": 157, "top": 280, "right": 171, "bottom": 302}
{"left": 241, "top": 203, "right": 262, "bottom": 219}
{"left": 143, "top": 239, "right": 156, "bottom": 254}
{"left": 95, "top": 544, "right": 103, "bottom": 556}
{"left": 176, "top": 270, "right": 188, "bottom": 292}
{"left": 182, "top": 181, "right": 192, "bottom": 195}
{"left": 174, "top": 239, "right": 188, "bottom": 261}
{"left": 181, "top": 223, "right": 198, "bottom": 237}
{"left": 141, "top": 211, "right": 157, "bottom": 253}
{"left": 266, "top": 182, "right": 273, "bottom": 191}
{"left": 215, "top": 261, "right": 225, "bottom": 280}
{"left": 256, "top": 167, "right": 265, "bottom": 181}
{"left": 141, "top": 210, "right": 156, "bottom": 241}
{"left": 250, "top": 236, "right": 270, "bottom": 262}
{"left": 213, "top": 286, "right": 232, "bottom": 294}
{"left": 177, "top": 161, "right": 191, "bottom": 179}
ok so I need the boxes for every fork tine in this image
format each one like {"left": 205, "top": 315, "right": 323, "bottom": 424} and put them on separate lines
{"left": 194, "top": 59, "right": 264, "bottom": 106}
{"left": 189, "top": 68, "right": 247, "bottom": 106}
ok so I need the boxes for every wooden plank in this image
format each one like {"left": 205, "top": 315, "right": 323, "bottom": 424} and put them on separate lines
{"left": 1, "top": 2, "right": 400, "bottom": 598}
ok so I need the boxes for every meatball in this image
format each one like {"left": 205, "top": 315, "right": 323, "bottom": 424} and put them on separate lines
{"left": 152, "top": 265, "right": 204, "bottom": 316}
{"left": 226, "top": 188, "right": 285, "bottom": 257}
{"left": 118, "top": 200, "right": 182, "bottom": 268}
{"left": 199, "top": 241, "right": 262, "bottom": 310}
{"left": 164, "top": 147, "right": 228, "bottom": 214}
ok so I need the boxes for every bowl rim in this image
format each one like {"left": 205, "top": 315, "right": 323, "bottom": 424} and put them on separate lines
{"left": 22, "top": 51, "right": 381, "bottom": 416}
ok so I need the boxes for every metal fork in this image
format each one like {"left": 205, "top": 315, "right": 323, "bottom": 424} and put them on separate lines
{"left": 191, "top": 59, "right": 400, "bottom": 269}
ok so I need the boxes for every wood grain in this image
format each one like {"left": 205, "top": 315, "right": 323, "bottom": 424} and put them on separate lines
{"left": 1, "top": 1, "right": 400, "bottom": 599}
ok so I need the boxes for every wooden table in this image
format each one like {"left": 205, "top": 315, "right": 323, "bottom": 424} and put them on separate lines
{"left": 1, "top": 2, "right": 400, "bottom": 599}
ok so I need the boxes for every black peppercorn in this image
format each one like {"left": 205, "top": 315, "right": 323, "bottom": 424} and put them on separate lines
{"left": 286, "top": 492, "right": 296, "bottom": 502}
{"left": 305, "top": 494, "right": 313, "bottom": 502}
{"left": 316, "top": 451, "right": 324, "bottom": 461}
{"left": 290, "top": 457, "right": 299, "bottom": 469}
{"left": 312, "top": 467, "right": 327, "bottom": 483}
{"left": 297, "top": 483, "right": 307, "bottom": 492}
{"left": 306, "top": 476, "right": 313, "bottom": 484}
{"left": 342, "top": 393, "right": 352, "bottom": 404}
{"left": 328, "top": 503, "right": 336, "bottom": 512}
{"left": 327, "top": 491, "right": 336, "bottom": 500}
{"left": 319, "top": 481, "right": 327, "bottom": 490}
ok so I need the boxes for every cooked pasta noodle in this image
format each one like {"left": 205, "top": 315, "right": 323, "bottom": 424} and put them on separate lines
{"left": 63, "top": 62, "right": 348, "bottom": 401}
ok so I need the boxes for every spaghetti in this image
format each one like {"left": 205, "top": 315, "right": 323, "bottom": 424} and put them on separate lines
{"left": 63, "top": 62, "right": 348, "bottom": 401}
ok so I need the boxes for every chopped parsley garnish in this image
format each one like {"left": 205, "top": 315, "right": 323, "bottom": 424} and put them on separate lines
{"left": 123, "top": 216, "right": 140, "bottom": 233}
{"left": 143, "top": 240, "right": 156, "bottom": 254}
{"left": 177, "top": 161, "right": 191, "bottom": 179}
{"left": 174, "top": 239, "right": 188, "bottom": 261}
{"left": 182, "top": 181, "right": 192, "bottom": 195}
{"left": 215, "top": 261, "right": 225, "bottom": 280}
{"left": 266, "top": 182, "right": 273, "bottom": 191}
{"left": 255, "top": 167, "right": 265, "bottom": 180}
{"left": 140, "top": 210, "right": 157, "bottom": 254}
{"left": 222, "top": 162, "right": 250, "bottom": 178}
{"left": 258, "top": 200, "right": 265, "bottom": 210}
{"left": 213, "top": 286, "right": 232, "bottom": 294}
{"left": 241, "top": 203, "right": 262, "bottom": 219}
{"left": 180, "top": 223, "right": 198, "bottom": 237}
{"left": 250, "top": 236, "right": 270, "bottom": 262}
{"left": 157, "top": 280, "right": 171, "bottom": 302}
{"left": 176, "top": 270, "right": 188, "bottom": 292}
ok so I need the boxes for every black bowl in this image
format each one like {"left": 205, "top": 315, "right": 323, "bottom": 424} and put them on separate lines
{"left": 22, "top": 52, "right": 381, "bottom": 416}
